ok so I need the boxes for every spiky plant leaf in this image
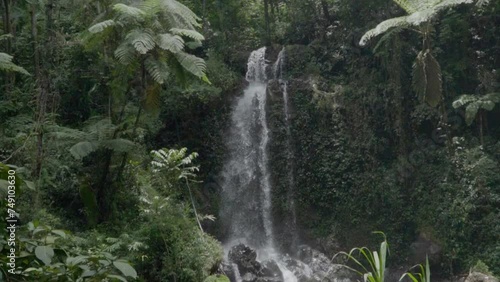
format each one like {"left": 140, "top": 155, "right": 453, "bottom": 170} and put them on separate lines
{"left": 157, "top": 33, "right": 184, "bottom": 53}
{"left": 113, "top": 3, "right": 146, "bottom": 20}
{"left": 88, "top": 20, "right": 116, "bottom": 33}
{"left": 173, "top": 52, "right": 207, "bottom": 79}
{"left": 125, "top": 29, "right": 156, "bottom": 54}
{"left": 170, "top": 28, "right": 204, "bottom": 41}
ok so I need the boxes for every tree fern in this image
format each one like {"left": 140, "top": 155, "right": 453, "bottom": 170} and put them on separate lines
{"left": 174, "top": 52, "right": 207, "bottom": 80}
{"left": 113, "top": 3, "right": 146, "bottom": 20}
{"left": 452, "top": 93, "right": 500, "bottom": 125}
{"left": 88, "top": 19, "right": 117, "bottom": 34}
{"left": 170, "top": 28, "right": 205, "bottom": 41}
{"left": 0, "top": 52, "right": 30, "bottom": 75}
{"left": 145, "top": 57, "right": 170, "bottom": 84}
{"left": 126, "top": 28, "right": 156, "bottom": 54}
{"left": 157, "top": 33, "right": 184, "bottom": 53}
{"left": 360, "top": 0, "right": 473, "bottom": 46}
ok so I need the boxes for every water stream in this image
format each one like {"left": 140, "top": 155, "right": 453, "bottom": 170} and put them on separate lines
{"left": 220, "top": 47, "right": 351, "bottom": 282}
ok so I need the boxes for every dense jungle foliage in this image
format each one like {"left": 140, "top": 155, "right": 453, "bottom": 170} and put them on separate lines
{"left": 1, "top": 0, "right": 499, "bottom": 281}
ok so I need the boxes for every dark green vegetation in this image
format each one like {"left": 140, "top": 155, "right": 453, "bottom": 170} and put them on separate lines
{"left": 1, "top": 0, "right": 499, "bottom": 281}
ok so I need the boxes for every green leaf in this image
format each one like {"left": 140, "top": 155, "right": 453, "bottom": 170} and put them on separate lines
{"left": 423, "top": 51, "right": 442, "bottom": 107}
{"left": 170, "top": 28, "right": 205, "bottom": 41}
{"left": 359, "top": 16, "right": 409, "bottom": 46}
{"left": 35, "top": 246, "right": 54, "bottom": 265}
{"left": 51, "top": 230, "right": 67, "bottom": 238}
{"left": 0, "top": 52, "right": 30, "bottom": 75}
{"left": 157, "top": 33, "right": 184, "bottom": 53}
{"left": 107, "top": 274, "right": 129, "bottom": 282}
{"left": 113, "top": 3, "right": 146, "bottom": 20}
{"left": 80, "top": 185, "right": 98, "bottom": 226}
{"left": 113, "top": 260, "right": 137, "bottom": 278}
{"left": 465, "top": 103, "right": 480, "bottom": 126}
{"left": 126, "top": 29, "right": 156, "bottom": 54}
{"left": 88, "top": 20, "right": 116, "bottom": 33}
{"left": 70, "top": 141, "right": 98, "bottom": 160}
{"left": 174, "top": 52, "right": 207, "bottom": 79}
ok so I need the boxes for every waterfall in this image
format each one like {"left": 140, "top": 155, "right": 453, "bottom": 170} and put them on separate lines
{"left": 220, "top": 47, "right": 274, "bottom": 249}
{"left": 220, "top": 47, "right": 352, "bottom": 282}
{"left": 274, "top": 47, "right": 298, "bottom": 250}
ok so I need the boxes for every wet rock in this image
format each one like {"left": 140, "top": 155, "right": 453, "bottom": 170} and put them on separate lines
{"left": 409, "top": 233, "right": 442, "bottom": 264}
{"left": 261, "top": 259, "right": 284, "bottom": 280}
{"left": 229, "top": 244, "right": 262, "bottom": 274}
{"left": 465, "top": 272, "right": 499, "bottom": 282}
{"left": 242, "top": 272, "right": 258, "bottom": 282}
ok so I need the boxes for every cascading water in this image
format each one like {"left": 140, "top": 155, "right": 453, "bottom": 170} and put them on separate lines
{"left": 274, "top": 48, "right": 299, "bottom": 250}
{"left": 220, "top": 47, "right": 353, "bottom": 282}
{"left": 220, "top": 47, "right": 275, "bottom": 249}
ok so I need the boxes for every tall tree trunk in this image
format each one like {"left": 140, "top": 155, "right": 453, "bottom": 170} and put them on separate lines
{"left": 479, "top": 110, "right": 484, "bottom": 147}
{"left": 3, "top": 0, "right": 14, "bottom": 93}
{"left": 263, "top": 0, "right": 271, "bottom": 46}
{"left": 320, "top": 0, "right": 331, "bottom": 24}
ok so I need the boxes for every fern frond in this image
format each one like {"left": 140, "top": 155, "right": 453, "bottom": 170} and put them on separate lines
{"left": 160, "top": 0, "right": 201, "bottom": 29}
{"left": 170, "top": 28, "right": 204, "bottom": 41}
{"left": 0, "top": 52, "right": 30, "bottom": 75}
{"left": 100, "top": 139, "right": 135, "bottom": 153}
{"left": 393, "top": 0, "right": 419, "bottom": 13}
{"left": 113, "top": 3, "right": 146, "bottom": 20}
{"left": 114, "top": 41, "right": 137, "bottom": 65}
{"left": 359, "top": 16, "right": 409, "bottom": 46}
{"left": 125, "top": 29, "right": 156, "bottom": 54}
{"left": 157, "top": 33, "right": 184, "bottom": 53}
{"left": 173, "top": 52, "right": 207, "bottom": 79}
{"left": 88, "top": 20, "right": 116, "bottom": 33}
{"left": 144, "top": 57, "right": 170, "bottom": 84}
{"left": 452, "top": 94, "right": 475, "bottom": 109}
{"left": 70, "top": 141, "right": 98, "bottom": 160}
